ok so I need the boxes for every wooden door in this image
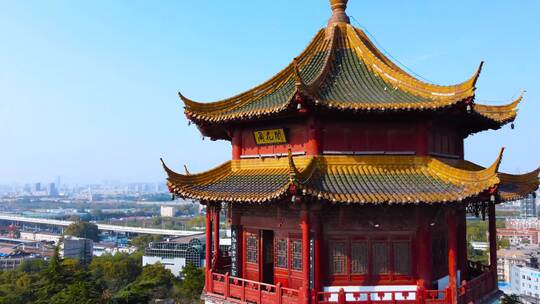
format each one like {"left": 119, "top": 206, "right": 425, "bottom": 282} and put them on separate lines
{"left": 243, "top": 230, "right": 260, "bottom": 281}
{"left": 261, "top": 230, "right": 274, "bottom": 284}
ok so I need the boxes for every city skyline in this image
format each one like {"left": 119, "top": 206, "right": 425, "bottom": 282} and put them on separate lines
{"left": 1, "top": 0, "right": 539, "bottom": 184}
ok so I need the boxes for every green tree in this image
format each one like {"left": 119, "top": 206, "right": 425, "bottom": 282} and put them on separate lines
{"left": 0, "top": 245, "right": 188, "bottom": 304}
{"left": 112, "top": 263, "right": 176, "bottom": 304}
{"left": 34, "top": 246, "right": 69, "bottom": 303}
{"left": 64, "top": 221, "right": 100, "bottom": 242}
{"left": 49, "top": 281, "right": 102, "bottom": 304}
{"left": 89, "top": 253, "right": 142, "bottom": 293}
{"left": 17, "top": 258, "right": 47, "bottom": 273}
{"left": 186, "top": 216, "right": 205, "bottom": 229}
{"left": 498, "top": 238, "right": 510, "bottom": 249}
{"left": 178, "top": 263, "right": 205, "bottom": 300}
{"left": 131, "top": 234, "right": 162, "bottom": 251}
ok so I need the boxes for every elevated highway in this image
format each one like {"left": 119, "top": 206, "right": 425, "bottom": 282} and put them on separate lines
{"left": 0, "top": 214, "right": 201, "bottom": 236}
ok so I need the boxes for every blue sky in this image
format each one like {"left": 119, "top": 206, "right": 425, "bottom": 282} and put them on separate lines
{"left": 0, "top": 0, "right": 538, "bottom": 184}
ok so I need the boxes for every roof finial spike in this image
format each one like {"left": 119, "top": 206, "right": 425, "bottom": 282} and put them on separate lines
{"left": 328, "top": 0, "right": 350, "bottom": 25}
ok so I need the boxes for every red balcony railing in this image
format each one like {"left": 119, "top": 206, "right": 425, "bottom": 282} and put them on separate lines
{"left": 205, "top": 265, "right": 495, "bottom": 304}
{"left": 459, "top": 268, "right": 496, "bottom": 304}
{"left": 317, "top": 289, "right": 418, "bottom": 304}
{"left": 422, "top": 288, "right": 450, "bottom": 304}
{"left": 208, "top": 272, "right": 301, "bottom": 304}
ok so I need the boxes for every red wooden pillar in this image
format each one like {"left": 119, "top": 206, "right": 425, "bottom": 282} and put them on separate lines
{"left": 300, "top": 203, "right": 311, "bottom": 304}
{"left": 232, "top": 129, "right": 242, "bottom": 160}
{"left": 416, "top": 210, "right": 432, "bottom": 289}
{"left": 205, "top": 203, "right": 212, "bottom": 292}
{"left": 447, "top": 209, "right": 458, "bottom": 304}
{"left": 457, "top": 207, "right": 468, "bottom": 281}
{"left": 312, "top": 211, "right": 322, "bottom": 300}
{"left": 306, "top": 117, "right": 320, "bottom": 156}
{"left": 488, "top": 202, "right": 497, "bottom": 285}
{"left": 213, "top": 203, "right": 221, "bottom": 269}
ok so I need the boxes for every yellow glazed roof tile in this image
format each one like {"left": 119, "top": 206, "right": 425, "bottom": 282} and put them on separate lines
{"left": 160, "top": 151, "right": 538, "bottom": 204}
{"left": 180, "top": 22, "right": 495, "bottom": 124}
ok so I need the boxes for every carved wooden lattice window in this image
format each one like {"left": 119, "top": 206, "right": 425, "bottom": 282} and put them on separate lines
{"left": 372, "top": 242, "right": 389, "bottom": 275}
{"left": 246, "top": 234, "right": 258, "bottom": 263}
{"left": 351, "top": 241, "right": 368, "bottom": 274}
{"left": 291, "top": 240, "right": 302, "bottom": 271}
{"left": 330, "top": 242, "right": 346, "bottom": 275}
{"left": 275, "top": 239, "right": 287, "bottom": 268}
{"left": 393, "top": 241, "right": 411, "bottom": 275}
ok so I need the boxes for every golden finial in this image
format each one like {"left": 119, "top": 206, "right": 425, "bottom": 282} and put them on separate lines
{"left": 328, "top": 0, "right": 350, "bottom": 25}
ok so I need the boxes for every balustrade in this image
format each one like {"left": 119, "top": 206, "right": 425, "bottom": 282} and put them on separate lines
{"left": 208, "top": 272, "right": 301, "bottom": 304}
{"left": 458, "top": 268, "right": 496, "bottom": 304}
{"left": 317, "top": 288, "right": 417, "bottom": 304}
{"left": 205, "top": 265, "right": 495, "bottom": 304}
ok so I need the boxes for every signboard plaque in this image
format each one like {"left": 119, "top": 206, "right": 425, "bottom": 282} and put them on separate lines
{"left": 253, "top": 129, "right": 287, "bottom": 145}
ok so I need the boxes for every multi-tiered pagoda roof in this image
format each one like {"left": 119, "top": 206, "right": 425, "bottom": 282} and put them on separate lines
{"left": 180, "top": 23, "right": 522, "bottom": 139}
{"left": 165, "top": 1, "right": 538, "bottom": 206}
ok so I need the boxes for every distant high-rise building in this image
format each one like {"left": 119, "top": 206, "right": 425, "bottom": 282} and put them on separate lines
{"left": 32, "top": 182, "right": 41, "bottom": 192}
{"left": 55, "top": 176, "right": 61, "bottom": 190}
{"left": 47, "top": 183, "right": 58, "bottom": 196}
{"left": 520, "top": 193, "right": 537, "bottom": 218}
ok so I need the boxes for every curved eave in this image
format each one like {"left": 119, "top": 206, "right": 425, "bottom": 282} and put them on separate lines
{"left": 472, "top": 91, "right": 524, "bottom": 125}
{"left": 161, "top": 156, "right": 314, "bottom": 204}
{"left": 498, "top": 167, "right": 540, "bottom": 202}
{"left": 295, "top": 151, "right": 501, "bottom": 204}
{"left": 162, "top": 152, "right": 503, "bottom": 205}
{"left": 441, "top": 151, "right": 539, "bottom": 202}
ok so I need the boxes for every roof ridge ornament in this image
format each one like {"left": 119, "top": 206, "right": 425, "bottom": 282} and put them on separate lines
{"left": 491, "top": 147, "right": 505, "bottom": 173}
{"left": 160, "top": 158, "right": 175, "bottom": 176}
{"left": 328, "top": 0, "right": 350, "bottom": 25}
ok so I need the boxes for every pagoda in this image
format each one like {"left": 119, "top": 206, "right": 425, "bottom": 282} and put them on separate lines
{"left": 162, "top": 1, "right": 539, "bottom": 303}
